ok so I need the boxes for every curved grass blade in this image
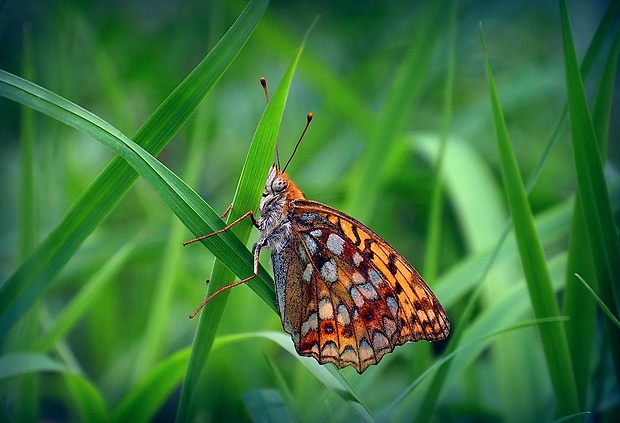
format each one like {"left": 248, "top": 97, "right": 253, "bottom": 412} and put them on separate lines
{"left": 378, "top": 316, "right": 570, "bottom": 422}
{"left": 63, "top": 374, "right": 109, "bottom": 423}
{"left": 213, "top": 332, "right": 374, "bottom": 422}
{"left": 32, "top": 239, "right": 140, "bottom": 353}
{"left": 344, "top": 1, "right": 448, "bottom": 221}
{"left": 412, "top": 3, "right": 619, "bottom": 417}
{"left": 559, "top": 0, "right": 620, "bottom": 390}
{"left": 481, "top": 23, "right": 580, "bottom": 417}
{"left": 562, "top": 10, "right": 620, "bottom": 406}
{"left": 553, "top": 412, "right": 592, "bottom": 423}
{"left": 0, "top": 0, "right": 269, "bottom": 340}
{"left": 242, "top": 389, "right": 293, "bottom": 423}
{"left": 0, "top": 352, "right": 108, "bottom": 422}
{"left": 111, "top": 349, "right": 190, "bottom": 423}
{"left": 254, "top": 13, "right": 372, "bottom": 134}
{"left": 424, "top": 0, "right": 457, "bottom": 283}
{"left": 0, "top": 67, "right": 274, "bottom": 332}
{"left": 175, "top": 16, "right": 320, "bottom": 423}
{"left": 263, "top": 357, "right": 301, "bottom": 422}
{"left": 15, "top": 26, "right": 39, "bottom": 423}
{"left": 0, "top": 352, "right": 68, "bottom": 379}
{"left": 574, "top": 274, "right": 620, "bottom": 329}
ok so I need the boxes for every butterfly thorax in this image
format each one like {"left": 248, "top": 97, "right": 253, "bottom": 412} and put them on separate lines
{"left": 257, "top": 165, "right": 305, "bottom": 253}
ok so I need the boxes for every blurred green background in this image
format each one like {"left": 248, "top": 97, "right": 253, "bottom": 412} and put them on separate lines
{"left": 1, "top": 0, "right": 618, "bottom": 422}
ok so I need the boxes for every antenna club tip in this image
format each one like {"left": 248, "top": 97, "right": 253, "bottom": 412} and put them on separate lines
{"left": 307, "top": 112, "right": 313, "bottom": 121}
{"left": 260, "top": 77, "right": 267, "bottom": 87}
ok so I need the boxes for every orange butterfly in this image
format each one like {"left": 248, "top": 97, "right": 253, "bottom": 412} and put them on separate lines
{"left": 186, "top": 113, "right": 450, "bottom": 374}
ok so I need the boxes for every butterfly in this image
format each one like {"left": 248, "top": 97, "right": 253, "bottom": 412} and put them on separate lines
{"left": 186, "top": 114, "right": 450, "bottom": 374}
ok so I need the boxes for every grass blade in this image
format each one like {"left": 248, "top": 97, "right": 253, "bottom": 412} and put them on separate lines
{"left": 33, "top": 239, "right": 139, "bottom": 353}
{"left": 214, "top": 331, "right": 374, "bottom": 422}
{"left": 381, "top": 315, "right": 569, "bottom": 422}
{"left": 344, "top": 0, "right": 449, "bottom": 221}
{"left": 132, "top": 101, "right": 215, "bottom": 383}
{"left": 559, "top": 0, "right": 620, "bottom": 389}
{"left": 0, "top": 352, "right": 67, "bottom": 379}
{"left": 63, "top": 374, "right": 109, "bottom": 423}
{"left": 424, "top": 0, "right": 457, "bottom": 283}
{"left": 0, "top": 69, "right": 274, "bottom": 319}
{"left": 480, "top": 22, "right": 580, "bottom": 417}
{"left": 14, "top": 25, "right": 39, "bottom": 423}
{"left": 0, "top": 0, "right": 269, "bottom": 340}
{"left": 242, "top": 389, "right": 293, "bottom": 423}
{"left": 175, "top": 17, "right": 318, "bottom": 422}
{"left": 562, "top": 8, "right": 620, "bottom": 406}
{"left": 111, "top": 349, "right": 190, "bottom": 423}
{"left": 574, "top": 274, "right": 620, "bottom": 329}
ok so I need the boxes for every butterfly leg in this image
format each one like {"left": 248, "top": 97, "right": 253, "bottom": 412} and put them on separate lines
{"left": 189, "top": 241, "right": 263, "bottom": 319}
{"left": 219, "top": 203, "right": 233, "bottom": 219}
{"left": 183, "top": 210, "right": 258, "bottom": 246}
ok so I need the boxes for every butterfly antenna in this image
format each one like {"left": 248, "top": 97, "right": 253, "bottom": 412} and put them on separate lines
{"left": 260, "top": 77, "right": 269, "bottom": 104}
{"left": 261, "top": 77, "right": 282, "bottom": 170}
{"left": 283, "top": 112, "right": 313, "bottom": 172}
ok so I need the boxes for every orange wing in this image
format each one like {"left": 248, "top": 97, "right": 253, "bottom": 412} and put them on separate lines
{"left": 273, "top": 199, "right": 449, "bottom": 373}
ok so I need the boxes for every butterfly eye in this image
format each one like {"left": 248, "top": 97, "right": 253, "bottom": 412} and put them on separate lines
{"left": 271, "top": 178, "right": 288, "bottom": 193}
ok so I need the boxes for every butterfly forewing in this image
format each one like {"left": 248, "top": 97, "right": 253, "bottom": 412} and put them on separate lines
{"left": 275, "top": 200, "right": 449, "bottom": 373}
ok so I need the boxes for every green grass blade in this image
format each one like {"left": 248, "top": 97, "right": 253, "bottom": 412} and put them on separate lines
{"left": 0, "top": 0, "right": 268, "bottom": 340}
{"left": 590, "top": 24, "right": 619, "bottom": 158}
{"left": 242, "top": 389, "right": 293, "bottom": 423}
{"left": 575, "top": 274, "right": 620, "bottom": 329}
{"left": 254, "top": 13, "right": 373, "bottom": 134}
{"left": 14, "top": 25, "right": 39, "bottom": 423}
{"left": 344, "top": 0, "right": 448, "bottom": 221}
{"left": 111, "top": 349, "right": 190, "bottom": 423}
{"left": 562, "top": 197, "right": 597, "bottom": 406}
{"left": 562, "top": 11, "right": 620, "bottom": 406}
{"left": 33, "top": 239, "right": 139, "bottom": 353}
{"left": 411, "top": 128, "right": 590, "bottom": 422}
{"left": 560, "top": 0, "right": 620, "bottom": 389}
{"left": 0, "top": 352, "right": 67, "bottom": 379}
{"left": 553, "top": 412, "right": 593, "bottom": 423}
{"left": 263, "top": 360, "right": 301, "bottom": 422}
{"left": 380, "top": 315, "right": 569, "bottom": 422}
{"left": 132, "top": 101, "right": 215, "bottom": 383}
{"left": 435, "top": 198, "right": 573, "bottom": 309}
{"left": 391, "top": 181, "right": 574, "bottom": 421}
{"left": 213, "top": 332, "right": 374, "bottom": 422}
{"left": 411, "top": 128, "right": 508, "bottom": 422}
{"left": 0, "top": 70, "right": 274, "bottom": 312}
{"left": 175, "top": 17, "right": 317, "bottom": 422}
{"left": 525, "top": 0, "right": 618, "bottom": 195}
{"left": 18, "top": 25, "right": 36, "bottom": 260}
{"left": 424, "top": 0, "right": 457, "bottom": 283}
{"left": 481, "top": 22, "right": 580, "bottom": 417}
{"left": 63, "top": 374, "right": 109, "bottom": 423}
{"left": 0, "top": 351, "right": 107, "bottom": 422}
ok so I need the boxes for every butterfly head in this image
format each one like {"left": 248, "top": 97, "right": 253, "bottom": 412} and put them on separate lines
{"left": 260, "top": 165, "right": 305, "bottom": 212}
{"left": 259, "top": 112, "right": 311, "bottom": 218}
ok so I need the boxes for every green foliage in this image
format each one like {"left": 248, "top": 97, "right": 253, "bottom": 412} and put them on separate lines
{"left": 1, "top": 1, "right": 618, "bottom": 422}
{"left": 481, "top": 21, "right": 580, "bottom": 417}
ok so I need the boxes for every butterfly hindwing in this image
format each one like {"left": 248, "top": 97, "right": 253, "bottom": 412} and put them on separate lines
{"left": 276, "top": 200, "right": 449, "bottom": 373}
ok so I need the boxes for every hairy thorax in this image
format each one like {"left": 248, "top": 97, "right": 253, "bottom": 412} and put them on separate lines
{"left": 257, "top": 165, "right": 306, "bottom": 253}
